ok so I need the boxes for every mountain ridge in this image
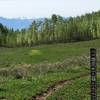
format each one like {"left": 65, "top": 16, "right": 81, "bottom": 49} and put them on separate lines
{"left": 0, "top": 17, "right": 44, "bottom": 30}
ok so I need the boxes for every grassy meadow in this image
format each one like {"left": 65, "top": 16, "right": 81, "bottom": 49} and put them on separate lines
{"left": 47, "top": 73, "right": 100, "bottom": 100}
{"left": 0, "top": 39, "right": 100, "bottom": 66}
{"left": 0, "top": 39, "right": 100, "bottom": 100}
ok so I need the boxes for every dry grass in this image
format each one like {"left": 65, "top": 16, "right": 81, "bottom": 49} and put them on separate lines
{"left": 0, "top": 65, "right": 28, "bottom": 79}
{"left": 0, "top": 54, "right": 99, "bottom": 78}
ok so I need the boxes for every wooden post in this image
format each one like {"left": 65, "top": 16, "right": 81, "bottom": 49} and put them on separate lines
{"left": 90, "top": 48, "right": 97, "bottom": 100}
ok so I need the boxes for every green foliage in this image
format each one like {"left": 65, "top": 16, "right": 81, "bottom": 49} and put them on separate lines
{"left": 0, "top": 23, "right": 9, "bottom": 46}
{"left": 0, "top": 11, "right": 100, "bottom": 47}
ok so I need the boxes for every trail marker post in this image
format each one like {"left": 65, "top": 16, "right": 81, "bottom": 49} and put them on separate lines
{"left": 90, "top": 48, "right": 97, "bottom": 100}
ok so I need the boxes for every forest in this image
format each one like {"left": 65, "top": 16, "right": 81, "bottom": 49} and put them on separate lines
{"left": 0, "top": 10, "right": 100, "bottom": 47}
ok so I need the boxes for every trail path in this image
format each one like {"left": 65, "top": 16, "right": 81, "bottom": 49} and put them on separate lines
{"left": 30, "top": 72, "right": 91, "bottom": 100}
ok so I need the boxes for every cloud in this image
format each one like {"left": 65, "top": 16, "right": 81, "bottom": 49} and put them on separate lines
{"left": 0, "top": 0, "right": 100, "bottom": 18}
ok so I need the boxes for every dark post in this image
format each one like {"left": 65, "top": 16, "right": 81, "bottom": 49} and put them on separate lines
{"left": 90, "top": 48, "right": 97, "bottom": 100}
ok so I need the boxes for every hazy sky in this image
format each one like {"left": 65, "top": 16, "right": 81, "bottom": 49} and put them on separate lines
{"left": 0, "top": 0, "right": 100, "bottom": 18}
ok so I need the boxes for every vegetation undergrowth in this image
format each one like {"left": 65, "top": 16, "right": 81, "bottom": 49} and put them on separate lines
{"left": 0, "top": 39, "right": 100, "bottom": 100}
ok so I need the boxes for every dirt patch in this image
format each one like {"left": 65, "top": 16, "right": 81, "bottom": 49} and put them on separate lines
{"left": 29, "top": 72, "right": 90, "bottom": 100}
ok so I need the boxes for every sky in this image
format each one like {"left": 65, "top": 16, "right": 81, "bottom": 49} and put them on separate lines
{"left": 0, "top": 0, "right": 100, "bottom": 19}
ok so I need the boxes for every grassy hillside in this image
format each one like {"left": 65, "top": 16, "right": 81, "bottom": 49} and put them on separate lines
{"left": 0, "top": 39, "right": 100, "bottom": 100}
{"left": 47, "top": 74, "right": 100, "bottom": 100}
{"left": 0, "top": 39, "right": 100, "bottom": 67}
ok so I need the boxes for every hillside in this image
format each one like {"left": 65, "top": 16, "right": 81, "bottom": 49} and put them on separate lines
{"left": 0, "top": 39, "right": 100, "bottom": 100}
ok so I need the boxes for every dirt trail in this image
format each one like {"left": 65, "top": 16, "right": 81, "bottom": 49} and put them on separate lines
{"left": 30, "top": 72, "right": 90, "bottom": 100}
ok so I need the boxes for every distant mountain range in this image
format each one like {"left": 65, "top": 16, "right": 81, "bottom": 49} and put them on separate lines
{"left": 0, "top": 17, "right": 44, "bottom": 30}
{"left": 0, "top": 17, "right": 67, "bottom": 30}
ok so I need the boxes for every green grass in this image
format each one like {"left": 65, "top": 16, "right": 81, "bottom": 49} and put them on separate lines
{"left": 47, "top": 77, "right": 90, "bottom": 100}
{"left": 0, "top": 39, "right": 100, "bottom": 100}
{"left": 0, "top": 66, "right": 89, "bottom": 100}
{"left": 0, "top": 39, "right": 100, "bottom": 67}
{"left": 47, "top": 73, "right": 100, "bottom": 100}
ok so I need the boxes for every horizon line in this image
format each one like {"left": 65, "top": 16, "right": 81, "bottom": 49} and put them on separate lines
{"left": 0, "top": 10, "right": 99, "bottom": 19}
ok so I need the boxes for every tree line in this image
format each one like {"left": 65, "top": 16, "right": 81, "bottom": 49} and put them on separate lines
{"left": 0, "top": 11, "right": 100, "bottom": 47}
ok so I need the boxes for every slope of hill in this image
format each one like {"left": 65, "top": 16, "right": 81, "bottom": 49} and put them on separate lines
{"left": 0, "top": 39, "right": 100, "bottom": 99}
